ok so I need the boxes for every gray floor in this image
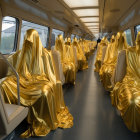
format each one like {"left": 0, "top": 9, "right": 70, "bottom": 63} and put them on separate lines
{"left": 14, "top": 52, "right": 140, "bottom": 140}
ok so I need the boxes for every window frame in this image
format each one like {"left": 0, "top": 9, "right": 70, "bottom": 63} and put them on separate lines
{"left": 20, "top": 19, "right": 50, "bottom": 49}
{"left": 134, "top": 24, "right": 140, "bottom": 39}
{"left": 1, "top": 16, "right": 19, "bottom": 54}
{"left": 124, "top": 28, "right": 133, "bottom": 46}
{"left": 51, "top": 28, "right": 64, "bottom": 37}
{"left": 51, "top": 28, "right": 65, "bottom": 47}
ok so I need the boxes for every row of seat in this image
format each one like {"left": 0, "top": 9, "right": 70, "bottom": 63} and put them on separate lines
{"left": 0, "top": 29, "right": 97, "bottom": 139}
{"left": 94, "top": 31, "right": 140, "bottom": 132}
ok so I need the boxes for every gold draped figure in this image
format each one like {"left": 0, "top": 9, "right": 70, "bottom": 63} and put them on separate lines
{"left": 94, "top": 37, "right": 108, "bottom": 72}
{"left": 55, "top": 35, "right": 76, "bottom": 84}
{"left": 89, "top": 41, "right": 96, "bottom": 54}
{"left": 111, "top": 31, "right": 140, "bottom": 132}
{"left": 83, "top": 40, "right": 91, "bottom": 59}
{"left": 72, "top": 37, "right": 88, "bottom": 70}
{"left": 65, "top": 37, "right": 78, "bottom": 71}
{"left": 99, "top": 32, "right": 128, "bottom": 91}
{"left": 0, "top": 29, "right": 73, "bottom": 137}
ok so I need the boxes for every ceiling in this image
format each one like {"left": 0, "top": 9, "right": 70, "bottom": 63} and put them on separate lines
{"left": 100, "top": 0, "right": 138, "bottom": 32}
{"left": 38, "top": 0, "right": 139, "bottom": 37}
{"left": 1, "top": 0, "right": 139, "bottom": 39}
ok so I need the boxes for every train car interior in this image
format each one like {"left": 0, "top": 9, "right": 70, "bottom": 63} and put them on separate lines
{"left": 0, "top": 0, "right": 140, "bottom": 140}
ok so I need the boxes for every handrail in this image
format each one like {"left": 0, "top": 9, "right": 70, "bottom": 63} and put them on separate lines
{"left": 0, "top": 53, "right": 20, "bottom": 105}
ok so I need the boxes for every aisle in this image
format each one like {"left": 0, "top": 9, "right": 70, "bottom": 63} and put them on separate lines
{"left": 15, "top": 53, "right": 140, "bottom": 140}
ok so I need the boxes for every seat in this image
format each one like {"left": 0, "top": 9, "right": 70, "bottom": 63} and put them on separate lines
{"left": 51, "top": 46, "right": 65, "bottom": 84}
{"left": 101, "top": 45, "right": 107, "bottom": 65}
{"left": 72, "top": 38, "right": 88, "bottom": 70}
{"left": 99, "top": 33, "right": 128, "bottom": 91}
{"left": 0, "top": 86, "right": 28, "bottom": 140}
{"left": 94, "top": 43, "right": 107, "bottom": 72}
{"left": 111, "top": 32, "right": 140, "bottom": 132}
{"left": 73, "top": 46, "right": 78, "bottom": 71}
{"left": 112, "top": 50, "right": 126, "bottom": 86}
{"left": 55, "top": 35, "right": 76, "bottom": 84}
{"left": 0, "top": 54, "right": 28, "bottom": 139}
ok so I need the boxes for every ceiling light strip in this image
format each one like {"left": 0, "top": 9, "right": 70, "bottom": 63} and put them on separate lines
{"left": 63, "top": 0, "right": 99, "bottom": 8}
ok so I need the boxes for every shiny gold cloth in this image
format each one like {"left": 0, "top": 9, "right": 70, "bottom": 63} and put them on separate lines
{"left": 72, "top": 38, "right": 88, "bottom": 70}
{"left": 94, "top": 37, "right": 108, "bottom": 72}
{"left": 0, "top": 29, "right": 73, "bottom": 137}
{"left": 111, "top": 32, "right": 140, "bottom": 132}
{"left": 55, "top": 35, "right": 76, "bottom": 84}
{"left": 83, "top": 40, "right": 91, "bottom": 59}
{"left": 99, "top": 33, "right": 128, "bottom": 91}
{"left": 89, "top": 41, "right": 96, "bottom": 54}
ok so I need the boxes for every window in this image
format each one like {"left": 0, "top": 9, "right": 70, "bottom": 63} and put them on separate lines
{"left": 51, "top": 29, "right": 64, "bottom": 47}
{"left": 76, "top": 35, "right": 80, "bottom": 40}
{"left": 20, "top": 20, "right": 49, "bottom": 49}
{"left": 0, "top": 16, "right": 18, "bottom": 54}
{"left": 71, "top": 34, "right": 75, "bottom": 41}
{"left": 135, "top": 25, "right": 140, "bottom": 36}
{"left": 124, "top": 29, "right": 133, "bottom": 46}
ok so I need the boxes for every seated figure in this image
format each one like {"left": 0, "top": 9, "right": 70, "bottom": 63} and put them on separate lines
{"left": 65, "top": 37, "right": 78, "bottom": 71}
{"left": 83, "top": 40, "right": 91, "bottom": 59}
{"left": 0, "top": 29, "right": 73, "bottom": 137}
{"left": 111, "top": 31, "right": 140, "bottom": 132}
{"left": 72, "top": 37, "right": 88, "bottom": 70}
{"left": 89, "top": 41, "right": 96, "bottom": 54}
{"left": 55, "top": 35, "right": 76, "bottom": 84}
{"left": 99, "top": 32, "right": 128, "bottom": 91}
{"left": 94, "top": 37, "right": 108, "bottom": 72}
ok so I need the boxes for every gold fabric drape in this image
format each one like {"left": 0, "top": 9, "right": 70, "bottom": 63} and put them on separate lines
{"left": 55, "top": 35, "right": 76, "bottom": 84}
{"left": 94, "top": 37, "right": 108, "bottom": 72}
{"left": 0, "top": 29, "right": 73, "bottom": 137}
{"left": 99, "top": 33, "right": 128, "bottom": 91}
{"left": 111, "top": 31, "right": 140, "bottom": 132}
{"left": 89, "top": 41, "right": 96, "bottom": 54}
{"left": 72, "top": 38, "right": 88, "bottom": 70}
{"left": 83, "top": 40, "right": 91, "bottom": 60}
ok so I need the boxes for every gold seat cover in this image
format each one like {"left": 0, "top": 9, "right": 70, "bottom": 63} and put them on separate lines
{"left": 111, "top": 31, "right": 140, "bottom": 132}
{"left": 99, "top": 33, "right": 128, "bottom": 91}
{"left": 72, "top": 37, "right": 88, "bottom": 70}
{"left": 94, "top": 37, "right": 108, "bottom": 72}
{"left": 55, "top": 35, "right": 76, "bottom": 84}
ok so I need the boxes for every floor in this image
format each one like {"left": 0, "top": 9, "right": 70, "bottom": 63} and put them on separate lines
{"left": 13, "top": 52, "right": 140, "bottom": 140}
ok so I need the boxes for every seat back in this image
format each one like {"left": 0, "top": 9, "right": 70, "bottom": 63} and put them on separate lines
{"left": 114, "top": 50, "right": 126, "bottom": 84}
{"left": 51, "top": 49, "right": 65, "bottom": 84}
{"left": 101, "top": 46, "right": 107, "bottom": 64}
{"left": 73, "top": 46, "right": 78, "bottom": 69}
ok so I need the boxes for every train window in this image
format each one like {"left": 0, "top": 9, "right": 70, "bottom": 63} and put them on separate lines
{"left": 71, "top": 34, "right": 75, "bottom": 41}
{"left": 135, "top": 25, "right": 140, "bottom": 35}
{"left": 76, "top": 35, "right": 80, "bottom": 40}
{"left": 20, "top": 20, "right": 49, "bottom": 49}
{"left": 51, "top": 29, "right": 64, "bottom": 46}
{"left": 0, "top": 16, "right": 18, "bottom": 54}
{"left": 124, "top": 29, "right": 133, "bottom": 46}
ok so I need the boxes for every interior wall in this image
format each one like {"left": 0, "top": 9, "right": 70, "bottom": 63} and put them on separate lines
{"left": 0, "top": 6, "right": 2, "bottom": 42}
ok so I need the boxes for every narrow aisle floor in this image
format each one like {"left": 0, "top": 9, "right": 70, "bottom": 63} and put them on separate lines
{"left": 15, "top": 52, "right": 140, "bottom": 140}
